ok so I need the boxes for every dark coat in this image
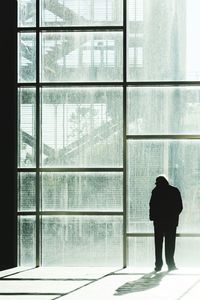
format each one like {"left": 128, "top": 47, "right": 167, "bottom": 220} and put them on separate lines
{"left": 149, "top": 184, "right": 183, "bottom": 226}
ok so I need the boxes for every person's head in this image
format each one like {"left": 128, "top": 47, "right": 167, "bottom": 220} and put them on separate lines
{"left": 155, "top": 175, "right": 169, "bottom": 187}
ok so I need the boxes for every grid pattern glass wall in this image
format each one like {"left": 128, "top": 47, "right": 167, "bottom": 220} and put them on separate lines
{"left": 17, "top": 0, "right": 200, "bottom": 267}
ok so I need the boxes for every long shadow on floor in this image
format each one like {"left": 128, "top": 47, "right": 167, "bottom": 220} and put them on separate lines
{"left": 114, "top": 271, "right": 168, "bottom": 296}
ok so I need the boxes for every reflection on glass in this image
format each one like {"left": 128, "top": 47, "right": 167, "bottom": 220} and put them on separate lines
{"left": 42, "top": 172, "right": 123, "bottom": 211}
{"left": 127, "top": 140, "right": 200, "bottom": 233}
{"left": 18, "top": 173, "right": 36, "bottom": 212}
{"left": 128, "top": 0, "right": 200, "bottom": 81}
{"left": 41, "top": 87, "right": 123, "bottom": 167}
{"left": 41, "top": 32, "right": 123, "bottom": 82}
{"left": 18, "top": 88, "right": 36, "bottom": 167}
{"left": 41, "top": 0, "right": 123, "bottom": 26}
{"left": 127, "top": 87, "right": 200, "bottom": 135}
{"left": 18, "top": 33, "right": 36, "bottom": 82}
{"left": 18, "top": 0, "right": 36, "bottom": 27}
{"left": 42, "top": 216, "right": 123, "bottom": 266}
{"left": 18, "top": 216, "right": 36, "bottom": 266}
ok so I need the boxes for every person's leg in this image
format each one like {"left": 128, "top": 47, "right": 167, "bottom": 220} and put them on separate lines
{"left": 154, "top": 223, "right": 164, "bottom": 271}
{"left": 165, "top": 225, "right": 177, "bottom": 270}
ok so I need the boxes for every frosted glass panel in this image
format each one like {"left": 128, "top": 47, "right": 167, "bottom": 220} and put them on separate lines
{"left": 128, "top": 237, "right": 200, "bottom": 267}
{"left": 176, "top": 238, "right": 200, "bottom": 267}
{"left": 18, "top": 88, "right": 36, "bottom": 167}
{"left": 42, "top": 172, "right": 123, "bottom": 211}
{"left": 18, "top": 33, "right": 36, "bottom": 82}
{"left": 41, "top": 32, "right": 123, "bottom": 82}
{"left": 127, "top": 87, "right": 200, "bottom": 135}
{"left": 42, "top": 216, "right": 123, "bottom": 266}
{"left": 127, "top": 140, "right": 200, "bottom": 233}
{"left": 128, "top": 237, "right": 154, "bottom": 267}
{"left": 18, "top": 0, "right": 36, "bottom": 27}
{"left": 128, "top": 0, "right": 200, "bottom": 81}
{"left": 18, "top": 216, "right": 36, "bottom": 266}
{"left": 41, "top": 87, "right": 123, "bottom": 167}
{"left": 41, "top": 0, "right": 123, "bottom": 26}
{"left": 18, "top": 173, "right": 36, "bottom": 212}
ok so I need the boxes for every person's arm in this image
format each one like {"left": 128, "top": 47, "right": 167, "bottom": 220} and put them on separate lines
{"left": 149, "top": 191, "right": 155, "bottom": 221}
{"left": 177, "top": 189, "right": 183, "bottom": 214}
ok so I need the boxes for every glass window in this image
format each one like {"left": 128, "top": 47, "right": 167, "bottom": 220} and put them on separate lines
{"left": 18, "top": 0, "right": 36, "bottom": 27}
{"left": 18, "top": 216, "right": 36, "bottom": 266}
{"left": 18, "top": 88, "right": 36, "bottom": 168}
{"left": 41, "top": 87, "right": 123, "bottom": 167}
{"left": 128, "top": 237, "right": 154, "bottom": 267}
{"left": 127, "top": 140, "right": 200, "bottom": 233}
{"left": 18, "top": 33, "right": 36, "bottom": 83}
{"left": 42, "top": 172, "right": 123, "bottom": 211}
{"left": 41, "top": 0, "right": 123, "bottom": 26}
{"left": 128, "top": 0, "right": 200, "bottom": 81}
{"left": 41, "top": 32, "right": 123, "bottom": 82}
{"left": 127, "top": 87, "right": 200, "bottom": 135}
{"left": 18, "top": 173, "right": 36, "bottom": 212}
{"left": 42, "top": 216, "right": 123, "bottom": 266}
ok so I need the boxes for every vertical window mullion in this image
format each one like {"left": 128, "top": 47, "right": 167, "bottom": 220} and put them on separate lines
{"left": 36, "top": 0, "right": 40, "bottom": 267}
{"left": 123, "top": 0, "right": 127, "bottom": 268}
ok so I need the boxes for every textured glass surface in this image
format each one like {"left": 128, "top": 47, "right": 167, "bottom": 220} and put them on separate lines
{"left": 41, "top": 87, "right": 123, "bottom": 167}
{"left": 18, "top": 88, "right": 36, "bottom": 168}
{"left": 18, "top": 33, "right": 36, "bottom": 82}
{"left": 176, "top": 237, "right": 200, "bottom": 267}
{"left": 18, "top": 216, "right": 36, "bottom": 266}
{"left": 18, "top": 0, "right": 36, "bottom": 27}
{"left": 42, "top": 172, "right": 123, "bottom": 211}
{"left": 41, "top": 0, "right": 123, "bottom": 26}
{"left": 128, "top": 237, "right": 200, "bottom": 267}
{"left": 18, "top": 173, "right": 36, "bottom": 212}
{"left": 41, "top": 32, "right": 123, "bottom": 82}
{"left": 42, "top": 216, "right": 123, "bottom": 266}
{"left": 127, "top": 140, "right": 200, "bottom": 233}
{"left": 127, "top": 87, "right": 200, "bottom": 135}
{"left": 128, "top": 0, "right": 200, "bottom": 81}
{"left": 128, "top": 237, "right": 154, "bottom": 267}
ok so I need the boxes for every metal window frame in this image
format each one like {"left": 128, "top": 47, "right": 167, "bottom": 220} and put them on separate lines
{"left": 17, "top": 0, "right": 200, "bottom": 268}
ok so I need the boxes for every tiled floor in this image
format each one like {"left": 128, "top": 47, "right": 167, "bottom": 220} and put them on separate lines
{"left": 0, "top": 267, "right": 200, "bottom": 299}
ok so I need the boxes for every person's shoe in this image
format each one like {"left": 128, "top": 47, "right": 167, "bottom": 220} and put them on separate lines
{"left": 168, "top": 265, "right": 178, "bottom": 272}
{"left": 154, "top": 267, "right": 162, "bottom": 272}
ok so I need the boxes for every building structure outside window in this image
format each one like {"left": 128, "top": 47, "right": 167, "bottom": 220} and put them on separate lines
{"left": 17, "top": 0, "right": 200, "bottom": 267}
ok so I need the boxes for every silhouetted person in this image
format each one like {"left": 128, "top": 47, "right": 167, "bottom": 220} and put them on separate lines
{"left": 149, "top": 176, "right": 183, "bottom": 272}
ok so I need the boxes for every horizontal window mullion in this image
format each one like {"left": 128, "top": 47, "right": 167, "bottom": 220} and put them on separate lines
{"left": 17, "top": 26, "right": 124, "bottom": 32}
{"left": 127, "top": 81, "right": 200, "bottom": 86}
{"left": 17, "top": 168, "right": 123, "bottom": 172}
{"left": 127, "top": 135, "right": 200, "bottom": 140}
{"left": 17, "top": 82, "right": 124, "bottom": 87}
{"left": 18, "top": 211, "right": 123, "bottom": 216}
{"left": 127, "top": 233, "right": 200, "bottom": 237}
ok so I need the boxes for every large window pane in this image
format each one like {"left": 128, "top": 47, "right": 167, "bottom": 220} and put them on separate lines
{"left": 18, "top": 173, "right": 36, "bottom": 212}
{"left": 41, "top": 87, "right": 123, "bottom": 167}
{"left": 127, "top": 140, "right": 200, "bottom": 233}
{"left": 18, "top": 88, "right": 36, "bottom": 167}
{"left": 41, "top": 32, "right": 123, "bottom": 82}
{"left": 42, "top": 216, "right": 123, "bottom": 266}
{"left": 41, "top": 0, "right": 123, "bottom": 26}
{"left": 128, "top": 237, "right": 200, "bottom": 267}
{"left": 18, "top": 216, "right": 36, "bottom": 266}
{"left": 18, "top": 33, "right": 36, "bottom": 83}
{"left": 42, "top": 172, "right": 123, "bottom": 211}
{"left": 127, "top": 87, "right": 200, "bottom": 135}
{"left": 128, "top": 0, "right": 200, "bottom": 81}
{"left": 128, "top": 237, "right": 154, "bottom": 267}
{"left": 18, "top": 0, "right": 36, "bottom": 27}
